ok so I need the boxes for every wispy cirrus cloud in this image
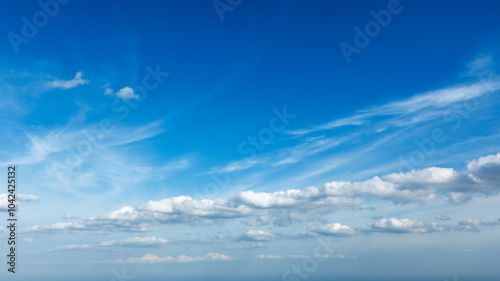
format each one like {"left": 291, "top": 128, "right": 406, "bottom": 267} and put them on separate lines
{"left": 467, "top": 56, "right": 494, "bottom": 77}
{"left": 203, "top": 60, "right": 500, "bottom": 196}
{"left": 0, "top": 119, "right": 180, "bottom": 197}
{"left": 1, "top": 119, "right": 166, "bottom": 167}
{"left": 286, "top": 78, "right": 500, "bottom": 136}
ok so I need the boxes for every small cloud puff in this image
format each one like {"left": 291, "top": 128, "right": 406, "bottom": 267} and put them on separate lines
{"left": 62, "top": 213, "right": 79, "bottom": 220}
{"left": 238, "top": 230, "right": 277, "bottom": 242}
{"left": 434, "top": 215, "right": 451, "bottom": 221}
{"left": 310, "top": 223, "right": 356, "bottom": 236}
{"left": 48, "top": 71, "right": 89, "bottom": 89}
{"left": 102, "top": 84, "right": 139, "bottom": 100}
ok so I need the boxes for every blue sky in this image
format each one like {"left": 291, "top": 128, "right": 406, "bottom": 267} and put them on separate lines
{"left": 1, "top": 0, "right": 500, "bottom": 280}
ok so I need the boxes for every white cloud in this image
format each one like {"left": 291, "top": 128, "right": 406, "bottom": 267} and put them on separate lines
{"left": 467, "top": 152, "right": 500, "bottom": 171}
{"left": 25, "top": 222, "right": 86, "bottom": 233}
{"left": 238, "top": 230, "right": 277, "bottom": 242}
{"left": 310, "top": 223, "right": 356, "bottom": 236}
{"left": 115, "top": 87, "right": 139, "bottom": 100}
{"left": 0, "top": 120, "right": 171, "bottom": 200}
{"left": 467, "top": 56, "right": 493, "bottom": 77}
{"left": 466, "top": 152, "right": 500, "bottom": 183}
{"left": 308, "top": 217, "right": 500, "bottom": 236}
{"left": 104, "top": 87, "right": 114, "bottom": 96}
{"left": 322, "top": 177, "right": 437, "bottom": 204}
{"left": 372, "top": 218, "right": 447, "bottom": 233}
{"left": 255, "top": 254, "right": 349, "bottom": 260}
{"left": 447, "top": 192, "right": 473, "bottom": 204}
{"left": 254, "top": 254, "right": 284, "bottom": 260}
{"left": 0, "top": 193, "right": 39, "bottom": 210}
{"left": 2, "top": 119, "right": 166, "bottom": 167}
{"left": 286, "top": 78, "right": 500, "bottom": 136}
{"left": 288, "top": 254, "right": 348, "bottom": 259}
{"left": 457, "top": 218, "right": 500, "bottom": 231}
{"left": 138, "top": 196, "right": 253, "bottom": 222}
{"left": 24, "top": 218, "right": 152, "bottom": 234}
{"left": 225, "top": 243, "right": 266, "bottom": 250}
{"left": 209, "top": 135, "right": 345, "bottom": 174}
{"left": 100, "top": 237, "right": 169, "bottom": 247}
{"left": 62, "top": 213, "right": 79, "bottom": 219}
{"left": 382, "top": 167, "right": 458, "bottom": 184}
{"left": 234, "top": 187, "right": 321, "bottom": 208}
{"left": 101, "top": 83, "right": 139, "bottom": 100}
{"left": 434, "top": 215, "right": 451, "bottom": 221}
{"left": 23, "top": 152, "right": 500, "bottom": 234}
{"left": 104, "top": 253, "right": 233, "bottom": 264}
{"left": 50, "top": 244, "right": 94, "bottom": 251}
{"left": 47, "top": 71, "right": 89, "bottom": 89}
{"left": 245, "top": 215, "right": 271, "bottom": 226}
{"left": 101, "top": 83, "right": 114, "bottom": 96}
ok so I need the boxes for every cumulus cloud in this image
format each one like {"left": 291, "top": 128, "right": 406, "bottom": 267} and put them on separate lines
{"left": 102, "top": 253, "right": 233, "bottom": 264}
{"left": 47, "top": 71, "right": 89, "bottom": 89}
{"left": 116, "top": 87, "right": 139, "bottom": 100}
{"left": 102, "top": 84, "right": 139, "bottom": 100}
{"left": 382, "top": 167, "right": 459, "bottom": 185}
{"left": 310, "top": 223, "right": 356, "bottom": 236}
{"left": 237, "top": 230, "right": 277, "bottom": 242}
{"left": 447, "top": 192, "right": 473, "bottom": 204}
{"left": 23, "top": 152, "right": 500, "bottom": 234}
{"left": 309, "top": 217, "right": 500, "bottom": 236}
{"left": 0, "top": 193, "right": 39, "bottom": 211}
{"left": 456, "top": 218, "right": 500, "bottom": 232}
{"left": 466, "top": 152, "right": 500, "bottom": 183}
{"left": 371, "top": 218, "right": 448, "bottom": 233}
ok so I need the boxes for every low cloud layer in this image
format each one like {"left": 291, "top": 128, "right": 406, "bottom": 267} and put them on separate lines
{"left": 100, "top": 253, "right": 233, "bottom": 264}
{"left": 100, "top": 236, "right": 169, "bottom": 247}
{"left": 24, "top": 152, "right": 500, "bottom": 234}
{"left": 310, "top": 217, "right": 500, "bottom": 236}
